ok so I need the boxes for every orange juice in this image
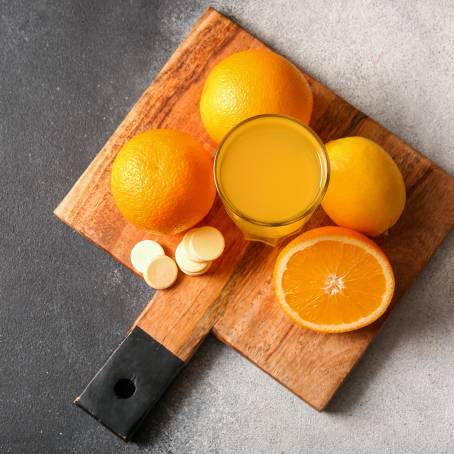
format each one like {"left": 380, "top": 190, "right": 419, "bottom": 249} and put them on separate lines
{"left": 214, "top": 115, "right": 329, "bottom": 245}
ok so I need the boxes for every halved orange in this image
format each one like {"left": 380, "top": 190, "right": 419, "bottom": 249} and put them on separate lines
{"left": 273, "top": 226, "right": 395, "bottom": 333}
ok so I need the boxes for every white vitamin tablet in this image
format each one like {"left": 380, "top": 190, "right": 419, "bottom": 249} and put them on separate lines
{"left": 188, "top": 226, "right": 225, "bottom": 261}
{"left": 130, "top": 240, "right": 165, "bottom": 274}
{"left": 143, "top": 255, "right": 178, "bottom": 290}
{"left": 182, "top": 229, "right": 205, "bottom": 263}
{"left": 175, "top": 242, "right": 210, "bottom": 274}
{"left": 180, "top": 261, "right": 212, "bottom": 276}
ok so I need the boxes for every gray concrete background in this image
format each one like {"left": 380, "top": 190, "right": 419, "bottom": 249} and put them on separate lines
{"left": 1, "top": 0, "right": 453, "bottom": 453}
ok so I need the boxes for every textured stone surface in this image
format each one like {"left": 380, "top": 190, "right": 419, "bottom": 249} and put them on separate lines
{"left": 1, "top": 1, "right": 453, "bottom": 453}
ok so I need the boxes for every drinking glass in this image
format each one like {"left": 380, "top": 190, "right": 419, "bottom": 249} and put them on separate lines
{"left": 214, "top": 114, "right": 329, "bottom": 246}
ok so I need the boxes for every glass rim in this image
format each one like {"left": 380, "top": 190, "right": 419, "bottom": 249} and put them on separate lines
{"left": 213, "top": 114, "right": 330, "bottom": 227}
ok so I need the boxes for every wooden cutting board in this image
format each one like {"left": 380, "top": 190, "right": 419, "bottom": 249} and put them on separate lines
{"left": 55, "top": 7, "right": 454, "bottom": 416}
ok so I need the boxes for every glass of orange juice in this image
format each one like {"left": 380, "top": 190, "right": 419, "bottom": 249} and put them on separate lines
{"left": 214, "top": 114, "right": 329, "bottom": 246}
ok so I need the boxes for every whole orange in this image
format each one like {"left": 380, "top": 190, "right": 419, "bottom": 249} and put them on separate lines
{"left": 321, "top": 137, "right": 406, "bottom": 237}
{"left": 111, "top": 129, "right": 215, "bottom": 235}
{"left": 200, "top": 49, "right": 313, "bottom": 143}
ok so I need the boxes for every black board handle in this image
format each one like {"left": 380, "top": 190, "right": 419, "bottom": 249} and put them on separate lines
{"left": 75, "top": 326, "right": 185, "bottom": 441}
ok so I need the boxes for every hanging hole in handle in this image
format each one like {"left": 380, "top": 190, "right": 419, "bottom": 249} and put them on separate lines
{"left": 114, "top": 378, "right": 136, "bottom": 399}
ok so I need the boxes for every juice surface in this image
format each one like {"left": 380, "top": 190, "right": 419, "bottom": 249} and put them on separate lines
{"left": 216, "top": 116, "right": 324, "bottom": 224}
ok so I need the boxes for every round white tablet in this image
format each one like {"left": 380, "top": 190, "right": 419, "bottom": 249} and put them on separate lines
{"left": 143, "top": 255, "right": 178, "bottom": 290}
{"left": 188, "top": 226, "right": 225, "bottom": 261}
{"left": 175, "top": 242, "right": 211, "bottom": 274}
{"left": 182, "top": 229, "right": 205, "bottom": 263}
{"left": 180, "top": 261, "right": 212, "bottom": 276}
{"left": 130, "top": 240, "right": 165, "bottom": 274}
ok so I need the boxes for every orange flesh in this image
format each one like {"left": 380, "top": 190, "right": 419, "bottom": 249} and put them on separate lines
{"left": 282, "top": 240, "right": 388, "bottom": 325}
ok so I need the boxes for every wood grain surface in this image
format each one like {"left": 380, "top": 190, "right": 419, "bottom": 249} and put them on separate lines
{"left": 54, "top": 8, "right": 454, "bottom": 409}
